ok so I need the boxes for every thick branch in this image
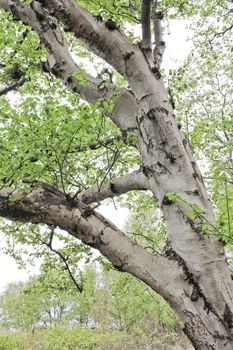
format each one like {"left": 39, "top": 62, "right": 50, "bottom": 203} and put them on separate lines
{"left": 0, "top": 76, "right": 26, "bottom": 96}
{"left": 0, "top": 187, "right": 183, "bottom": 301}
{"left": 36, "top": 0, "right": 134, "bottom": 75}
{"left": 152, "top": 11, "right": 165, "bottom": 67}
{"left": 141, "top": 0, "right": 152, "bottom": 50}
{"left": 80, "top": 170, "right": 149, "bottom": 204}
{"left": 0, "top": 0, "right": 159, "bottom": 106}
{"left": 0, "top": 0, "right": 99, "bottom": 101}
{"left": 0, "top": 0, "right": 138, "bottom": 131}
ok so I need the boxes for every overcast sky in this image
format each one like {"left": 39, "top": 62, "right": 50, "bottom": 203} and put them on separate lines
{"left": 0, "top": 20, "right": 192, "bottom": 293}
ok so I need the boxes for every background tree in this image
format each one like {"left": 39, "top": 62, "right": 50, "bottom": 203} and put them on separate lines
{"left": 0, "top": 265, "right": 182, "bottom": 348}
{"left": 0, "top": 1, "right": 232, "bottom": 349}
{"left": 0, "top": 265, "right": 96, "bottom": 330}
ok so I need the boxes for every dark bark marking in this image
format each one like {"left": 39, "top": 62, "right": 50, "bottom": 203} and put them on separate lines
{"left": 141, "top": 47, "right": 152, "bottom": 54}
{"left": 165, "top": 248, "right": 218, "bottom": 318}
{"left": 72, "top": 86, "right": 80, "bottom": 94}
{"left": 94, "top": 15, "right": 103, "bottom": 22}
{"left": 151, "top": 66, "right": 161, "bottom": 79}
{"left": 35, "top": 11, "right": 45, "bottom": 22}
{"left": 147, "top": 108, "right": 156, "bottom": 119}
{"left": 142, "top": 166, "right": 154, "bottom": 177}
{"left": 193, "top": 189, "right": 200, "bottom": 196}
{"left": 105, "top": 19, "right": 119, "bottom": 31}
{"left": 123, "top": 52, "right": 135, "bottom": 60}
{"left": 165, "top": 151, "right": 176, "bottom": 163}
{"left": 67, "top": 76, "right": 73, "bottom": 83}
{"left": 82, "top": 207, "right": 94, "bottom": 218}
{"left": 110, "top": 182, "right": 118, "bottom": 194}
{"left": 224, "top": 303, "right": 233, "bottom": 330}
{"left": 156, "top": 11, "right": 164, "bottom": 20}
{"left": 191, "top": 285, "right": 200, "bottom": 302}
{"left": 154, "top": 106, "right": 169, "bottom": 115}
{"left": 183, "top": 323, "right": 203, "bottom": 350}
{"left": 41, "top": 61, "right": 50, "bottom": 73}
{"left": 0, "top": 207, "right": 35, "bottom": 222}
{"left": 162, "top": 194, "right": 173, "bottom": 206}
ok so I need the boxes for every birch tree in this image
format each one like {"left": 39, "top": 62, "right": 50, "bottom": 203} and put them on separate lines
{"left": 0, "top": 1, "right": 232, "bottom": 349}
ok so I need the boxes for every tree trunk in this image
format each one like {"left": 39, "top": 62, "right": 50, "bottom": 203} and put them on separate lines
{"left": 132, "top": 66, "right": 233, "bottom": 349}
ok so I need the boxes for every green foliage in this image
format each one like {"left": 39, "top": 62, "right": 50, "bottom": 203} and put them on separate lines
{"left": 123, "top": 193, "right": 166, "bottom": 253}
{"left": 0, "top": 326, "right": 185, "bottom": 350}
{"left": 168, "top": 1, "right": 233, "bottom": 244}
{"left": 0, "top": 266, "right": 96, "bottom": 330}
{"left": 0, "top": 328, "right": 133, "bottom": 350}
{"left": 99, "top": 269, "right": 180, "bottom": 334}
{"left": 0, "top": 87, "right": 136, "bottom": 192}
{"left": 0, "top": 264, "right": 180, "bottom": 346}
{"left": 75, "top": 0, "right": 141, "bottom": 27}
{"left": 0, "top": 333, "right": 28, "bottom": 350}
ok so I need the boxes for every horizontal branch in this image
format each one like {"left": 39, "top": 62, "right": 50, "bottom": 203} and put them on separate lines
{"left": 0, "top": 186, "right": 183, "bottom": 301}
{"left": 0, "top": 76, "right": 26, "bottom": 96}
{"left": 80, "top": 169, "right": 149, "bottom": 204}
{"left": 73, "top": 136, "right": 124, "bottom": 153}
{"left": 0, "top": 0, "right": 138, "bottom": 131}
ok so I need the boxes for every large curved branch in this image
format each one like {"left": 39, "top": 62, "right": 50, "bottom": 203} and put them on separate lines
{"left": 0, "top": 0, "right": 157, "bottom": 109}
{"left": 37, "top": 0, "right": 135, "bottom": 76}
{"left": 0, "top": 186, "right": 184, "bottom": 301}
{"left": 34, "top": 0, "right": 157, "bottom": 98}
{"left": 0, "top": 0, "right": 138, "bottom": 131}
{"left": 80, "top": 169, "right": 149, "bottom": 204}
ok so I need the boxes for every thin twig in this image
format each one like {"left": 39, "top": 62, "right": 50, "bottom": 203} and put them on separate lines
{"left": 35, "top": 227, "right": 83, "bottom": 293}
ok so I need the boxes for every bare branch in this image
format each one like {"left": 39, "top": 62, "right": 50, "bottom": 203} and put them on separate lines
{"left": 141, "top": 0, "right": 152, "bottom": 50}
{"left": 0, "top": 76, "right": 26, "bottom": 96}
{"left": 0, "top": 186, "right": 183, "bottom": 301}
{"left": 35, "top": 227, "right": 83, "bottom": 292}
{"left": 210, "top": 23, "right": 233, "bottom": 42}
{"left": 80, "top": 169, "right": 149, "bottom": 204}
{"left": 152, "top": 11, "right": 166, "bottom": 67}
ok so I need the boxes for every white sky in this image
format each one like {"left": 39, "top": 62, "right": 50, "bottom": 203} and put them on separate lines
{"left": 0, "top": 20, "right": 192, "bottom": 293}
